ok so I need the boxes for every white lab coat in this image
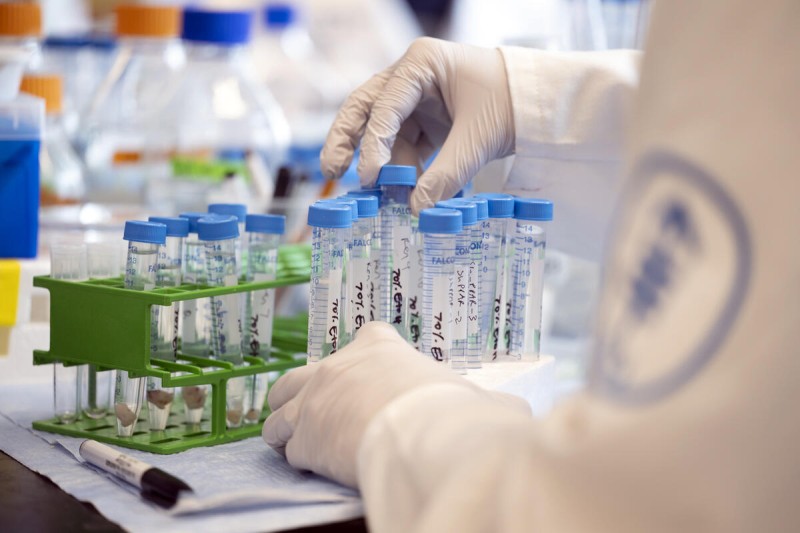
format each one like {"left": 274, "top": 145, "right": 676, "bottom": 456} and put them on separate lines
{"left": 356, "top": 0, "right": 800, "bottom": 531}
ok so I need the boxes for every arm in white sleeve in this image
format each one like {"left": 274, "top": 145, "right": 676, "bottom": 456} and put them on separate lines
{"left": 500, "top": 48, "right": 641, "bottom": 260}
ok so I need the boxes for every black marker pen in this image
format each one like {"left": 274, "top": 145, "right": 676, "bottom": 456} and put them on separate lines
{"left": 79, "top": 440, "right": 193, "bottom": 508}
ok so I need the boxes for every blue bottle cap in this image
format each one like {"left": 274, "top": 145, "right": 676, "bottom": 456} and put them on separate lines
{"left": 376, "top": 165, "right": 416, "bottom": 187}
{"left": 340, "top": 194, "right": 378, "bottom": 218}
{"left": 474, "top": 193, "right": 515, "bottom": 218}
{"left": 317, "top": 198, "right": 358, "bottom": 221}
{"left": 123, "top": 220, "right": 167, "bottom": 245}
{"left": 264, "top": 3, "right": 295, "bottom": 28}
{"left": 469, "top": 197, "right": 489, "bottom": 221}
{"left": 179, "top": 212, "right": 211, "bottom": 234}
{"left": 148, "top": 216, "right": 189, "bottom": 237}
{"left": 418, "top": 208, "right": 462, "bottom": 234}
{"left": 435, "top": 199, "right": 477, "bottom": 226}
{"left": 308, "top": 203, "right": 352, "bottom": 229}
{"left": 208, "top": 203, "right": 247, "bottom": 222}
{"left": 347, "top": 187, "right": 382, "bottom": 202}
{"left": 182, "top": 8, "right": 253, "bottom": 45}
{"left": 196, "top": 215, "right": 240, "bottom": 241}
{"left": 245, "top": 214, "right": 286, "bottom": 234}
{"left": 514, "top": 198, "right": 554, "bottom": 221}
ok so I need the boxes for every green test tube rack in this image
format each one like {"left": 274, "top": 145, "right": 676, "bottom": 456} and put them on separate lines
{"left": 31, "top": 243, "right": 311, "bottom": 454}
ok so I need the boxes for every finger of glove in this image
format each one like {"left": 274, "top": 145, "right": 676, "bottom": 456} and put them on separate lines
{"left": 267, "top": 363, "right": 318, "bottom": 411}
{"left": 356, "top": 64, "right": 430, "bottom": 184}
{"left": 262, "top": 400, "right": 301, "bottom": 455}
{"left": 320, "top": 69, "right": 391, "bottom": 181}
{"left": 487, "top": 390, "right": 533, "bottom": 417}
{"left": 409, "top": 121, "right": 479, "bottom": 214}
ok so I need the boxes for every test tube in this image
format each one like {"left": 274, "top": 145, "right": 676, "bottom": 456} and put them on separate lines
{"left": 507, "top": 198, "right": 553, "bottom": 359}
{"left": 435, "top": 200, "right": 478, "bottom": 374}
{"left": 466, "top": 197, "right": 488, "bottom": 369}
{"left": 145, "top": 216, "right": 188, "bottom": 430}
{"left": 318, "top": 197, "right": 358, "bottom": 348}
{"left": 307, "top": 203, "right": 351, "bottom": 363}
{"left": 474, "top": 193, "right": 515, "bottom": 360}
{"left": 340, "top": 194, "right": 378, "bottom": 333}
{"left": 178, "top": 212, "right": 212, "bottom": 425}
{"left": 118, "top": 221, "right": 167, "bottom": 437}
{"left": 419, "top": 208, "right": 462, "bottom": 366}
{"left": 80, "top": 242, "right": 120, "bottom": 420}
{"left": 50, "top": 243, "right": 87, "bottom": 424}
{"left": 208, "top": 203, "right": 247, "bottom": 276}
{"left": 242, "top": 213, "right": 285, "bottom": 425}
{"left": 377, "top": 165, "right": 416, "bottom": 340}
{"left": 346, "top": 188, "right": 382, "bottom": 324}
{"left": 197, "top": 215, "right": 247, "bottom": 428}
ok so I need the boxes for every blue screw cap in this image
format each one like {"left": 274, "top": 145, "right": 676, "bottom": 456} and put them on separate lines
{"left": 435, "top": 199, "right": 477, "bottom": 226}
{"left": 418, "top": 208, "right": 462, "bottom": 234}
{"left": 317, "top": 198, "right": 358, "bottom": 221}
{"left": 474, "top": 193, "right": 515, "bottom": 218}
{"left": 182, "top": 8, "right": 253, "bottom": 45}
{"left": 245, "top": 214, "right": 286, "bottom": 234}
{"left": 179, "top": 212, "right": 215, "bottom": 234}
{"left": 376, "top": 165, "right": 416, "bottom": 187}
{"left": 123, "top": 221, "right": 167, "bottom": 245}
{"left": 148, "top": 216, "right": 189, "bottom": 237}
{"left": 264, "top": 3, "right": 295, "bottom": 28}
{"left": 514, "top": 198, "right": 553, "bottom": 221}
{"left": 347, "top": 187, "right": 382, "bottom": 203}
{"left": 469, "top": 197, "right": 489, "bottom": 221}
{"left": 307, "top": 203, "right": 352, "bottom": 229}
{"left": 197, "top": 215, "right": 240, "bottom": 241}
{"left": 208, "top": 203, "right": 247, "bottom": 222}
{"left": 340, "top": 194, "right": 377, "bottom": 218}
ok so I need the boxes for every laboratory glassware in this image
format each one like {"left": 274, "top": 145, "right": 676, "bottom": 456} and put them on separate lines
{"left": 118, "top": 220, "right": 166, "bottom": 436}
{"left": 377, "top": 165, "right": 416, "bottom": 339}
{"left": 435, "top": 199, "right": 478, "bottom": 373}
{"left": 0, "top": 2, "right": 42, "bottom": 69}
{"left": 507, "top": 198, "right": 553, "bottom": 359}
{"left": 197, "top": 215, "right": 246, "bottom": 428}
{"left": 340, "top": 193, "right": 378, "bottom": 330}
{"left": 420, "top": 208, "right": 462, "bottom": 368}
{"left": 466, "top": 197, "right": 489, "bottom": 369}
{"left": 474, "top": 193, "right": 515, "bottom": 360}
{"left": 208, "top": 203, "right": 247, "bottom": 276}
{"left": 242, "top": 213, "right": 285, "bottom": 424}
{"left": 307, "top": 203, "right": 351, "bottom": 363}
{"left": 50, "top": 243, "right": 87, "bottom": 423}
{"left": 346, "top": 187, "right": 382, "bottom": 324}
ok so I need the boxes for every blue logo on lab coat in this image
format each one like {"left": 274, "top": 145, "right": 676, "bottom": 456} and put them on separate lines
{"left": 590, "top": 151, "right": 752, "bottom": 404}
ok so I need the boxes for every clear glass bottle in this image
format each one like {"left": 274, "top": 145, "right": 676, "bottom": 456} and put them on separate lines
{"left": 165, "top": 8, "right": 290, "bottom": 214}
{"left": 19, "top": 74, "right": 85, "bottom": 206}
{"left": 79, "top": 4, "right": 184, "bottom": 205}
{"left": 0, "top": 3, "right": 43, "bottom": 70}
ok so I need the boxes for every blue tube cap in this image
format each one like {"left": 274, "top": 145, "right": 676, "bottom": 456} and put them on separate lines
{"left": 435, "top": 199, "right": 477, "bottom": 226}
{"left": 264, "top": 3, "right": 295, "bottom": 28}
{"left": 124, "top": 221, "right": 167, "bottom": 245}
{"left": 182, "top": 8, "right": 253, "bottom": 45}
{"left": 418, "top": 208, "right": 462, "bottom": 234}
{"left": 308, "top": 203, "right": 352, "bottom": 229}
{"left": 474, "top": 193, "right": 515, "bottom": 218}
{"left": 197, "top": 215, "right": 240, "bottom": 241}
{"left": 208, "top": 203, "right": 247, "bottom": 222}
{"left": 469, "top": 197, "right": 489, "bottom": 221}
{"left": 179, "top": 212, "right": 212, "bottom": 234}
{"left": 340, "top": 194, "right": 378, "bottom": 218}
{"left": 376, "top": 165, "right": 416, "bottom": 187}
{"left": 317, "top": 198, "right": 358, "bottom": 221}
{"left": 514, "top": 198, "right": 553, "bottom": 221}
{"left": 246, "top": 214, "right": 286, "bottom": 234}
{"left": 347, "top": 187, "right": 382, "bottom": 202}
{"left": 148, "top": 216, "right": 189, "bottom": 237}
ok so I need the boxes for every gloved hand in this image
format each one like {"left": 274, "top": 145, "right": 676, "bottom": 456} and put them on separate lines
{"left": 263, "top": 322, "right": 531, "bottom": 488}
{"left": 320, "top": 37, "right": 515, "bottom": 214}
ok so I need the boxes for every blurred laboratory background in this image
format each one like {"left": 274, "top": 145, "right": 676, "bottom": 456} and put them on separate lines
{"left": 1, "top": 0, "right": 653, "bottom": 391}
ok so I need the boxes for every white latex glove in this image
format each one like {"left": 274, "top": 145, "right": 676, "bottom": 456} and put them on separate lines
{"left": 319, "top": 37, "right": 515, "bottom": 214}
{"left": 263, "top": 322, "right": 530, "bottom": 488}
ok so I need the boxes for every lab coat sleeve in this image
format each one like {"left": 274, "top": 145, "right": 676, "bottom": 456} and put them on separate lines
{"left": 500, "top": 47, "right": 641, "bottom": 260}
